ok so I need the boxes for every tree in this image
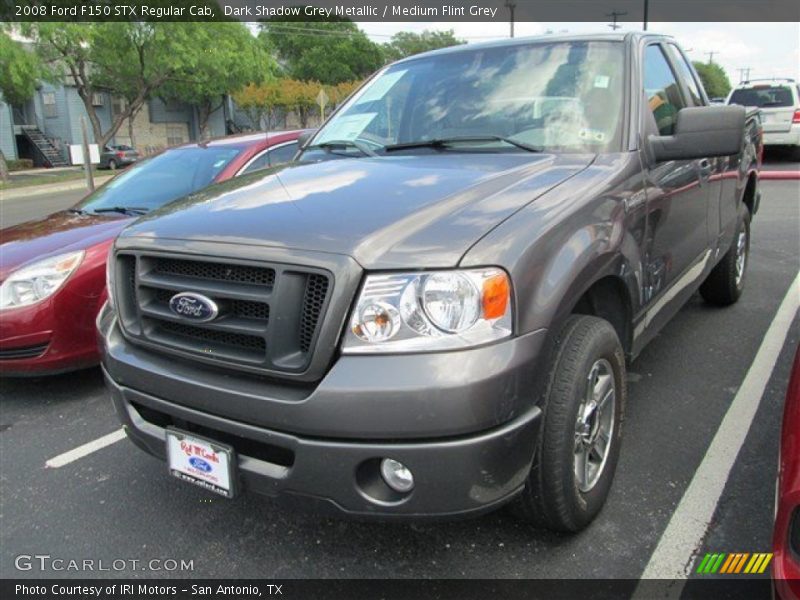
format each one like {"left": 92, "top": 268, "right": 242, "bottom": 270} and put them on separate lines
{"left": 260, "top": 19, "right": 384, "bottom": 84}
{"left": 22, "top": 22, "right": 272, "bottom": 148}
{"left": 692, "top": 61, "right": 732, "bottom": 99}
{"left": 0, "top": 29, "right": 48, "bottom": 181}
{"left": 279, "top": 79, "right": 318, "bottom": 127}
{"left": 232, "top": 81, "right": 283, "bottom": 131}
{"left": 159, "top": 23, "right": 273, "bottom": 138}
{"left": 383, "top": 29, "right": 465, "bottom": 62}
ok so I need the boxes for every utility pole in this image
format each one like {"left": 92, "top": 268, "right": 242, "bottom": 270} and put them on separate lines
{"left": 505, "top": 0, "right": 516, "bottom": 38}
{"left": 643, "top": 0, "right": 649, "bottom": 30}
{"left": 80, "top": 116, "right": 94, "bottom": 192}
{"left": 607, "top": 11, "right": 627, "bottom": 30}
{"left": 737, "top": 67, "right": 751, "bottom": 82}
{"left": 705, "top": 51, "right": 718, "bottom": 64}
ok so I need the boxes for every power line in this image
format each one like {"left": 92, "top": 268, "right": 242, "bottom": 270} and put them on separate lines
{"left": 260, "top": 23, "right": 502, "bottom": 41}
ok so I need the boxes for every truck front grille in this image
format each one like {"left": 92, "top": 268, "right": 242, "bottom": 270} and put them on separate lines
{"left": 114, "top": 252, "right": 332, "bottom": 376}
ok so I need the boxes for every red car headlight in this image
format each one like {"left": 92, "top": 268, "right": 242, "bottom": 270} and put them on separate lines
{"left": 0, "top": 250, "right": 84, "bottom": 310}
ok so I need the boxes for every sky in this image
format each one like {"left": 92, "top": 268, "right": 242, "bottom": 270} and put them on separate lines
{"left": 358, "top": 21, "right": 800, "bottom": 84}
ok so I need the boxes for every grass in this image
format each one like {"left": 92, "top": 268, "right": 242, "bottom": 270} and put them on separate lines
{"left": 0, "top": 170, "right": 110, "bottom": 192}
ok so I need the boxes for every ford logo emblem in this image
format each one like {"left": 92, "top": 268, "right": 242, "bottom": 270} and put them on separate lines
{"left": 169, "top": 292, "right": 219, "bottom": 323}
{"left": 189, "top": 457, "right": 212, "bottom": 473}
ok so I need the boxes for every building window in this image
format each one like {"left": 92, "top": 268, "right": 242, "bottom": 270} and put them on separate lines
{"left": 42, "top": 92, "right": 57, "bottom": 118}
{"left": 166, "top": 124, "right": 185, "bottom": 146}
{"left": 111, "top": 96, "right": 125, "bottom": 117}
{"left": 91, "top": 92, "right": 104, "bottom": 107}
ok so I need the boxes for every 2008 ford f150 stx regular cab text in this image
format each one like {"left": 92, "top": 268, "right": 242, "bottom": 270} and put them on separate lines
{"left": 99, "top": 33, "right": 762, "bottom": 532}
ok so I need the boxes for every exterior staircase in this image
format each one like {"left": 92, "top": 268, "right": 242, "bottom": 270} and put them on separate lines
{"left": 21, "top": 127, "right": 69, "bottom": 167}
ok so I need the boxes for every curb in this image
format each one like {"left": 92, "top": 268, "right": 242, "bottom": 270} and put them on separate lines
{"left": 1, "top": 175, "right": 114, "bottom": 201}
{"left": 760, "top": 171, "right": 800, "bottom": 181}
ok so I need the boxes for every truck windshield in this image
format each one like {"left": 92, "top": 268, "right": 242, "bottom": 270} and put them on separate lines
{"left": 305, "top": 40, "right": 624, "bottom": 158}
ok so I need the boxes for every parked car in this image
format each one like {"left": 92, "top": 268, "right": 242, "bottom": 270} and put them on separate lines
{"left": 0, "top": 130, "right": 302, "bottom": 376}
{"left": 99, "top": 33, "right": 761, "bottom": 532}
{"left": 774, "top": 343, "right": 800, "bottom": 598}
{"left": 728, "top": 79, "right": 800, "bottom": 158}
{"left": 99, "top": 144, "right": 140, "bottom": 170}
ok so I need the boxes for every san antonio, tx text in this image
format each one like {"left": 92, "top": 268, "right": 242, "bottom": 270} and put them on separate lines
{"left": 225, "top": 4, "right": 499, "bottom": 17}
{"left": 16, "top": 584, "right": 280, "bottom": 596}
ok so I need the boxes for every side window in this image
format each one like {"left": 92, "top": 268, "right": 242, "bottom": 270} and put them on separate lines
{"left": 239, "top": 152, "right": 270, "bottom": 176}
{"left": 267, "top": 142, "right": 298, "bottom": 167}
{"left": 666, "top": 45, "right": 705, "bottom": 106}
{"left": 643, "top": 45, "right": 686, "bottom": 136}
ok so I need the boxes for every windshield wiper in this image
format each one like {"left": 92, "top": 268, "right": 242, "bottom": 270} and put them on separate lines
{"left": 92, "top": 206, "right": 149, "bottom": 216}
{"left": 309, "top": 139, "right": 378, "bottom": 157}
{"left": 67, "top": 208, "right": 89, "bottom": 215}
{"left": 384, "top": 135, "right": 543, "bottom": 153}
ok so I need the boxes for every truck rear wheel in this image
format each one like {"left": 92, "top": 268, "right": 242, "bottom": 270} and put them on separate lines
{"left": 511, "top": 315, "right": 626, "bottom": 532}
{"left": 700, "top": 207, "right": 750, "bottom": 306}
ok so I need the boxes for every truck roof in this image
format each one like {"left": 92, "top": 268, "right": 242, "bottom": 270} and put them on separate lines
{"left": 393, "top": 31, "right": 673, "bottom": 64}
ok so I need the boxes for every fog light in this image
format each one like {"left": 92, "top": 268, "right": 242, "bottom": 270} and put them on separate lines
{"left": 380, "top": 458, "right": 414, "bottom": 493}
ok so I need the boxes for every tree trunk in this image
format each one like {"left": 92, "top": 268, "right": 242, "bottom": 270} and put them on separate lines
{"left": 128, "top": 116, "right": 135, "bottom": 148}
{"left": 197, "top": 98, "right": 224, "bottom": 140}
{"left": 127, "top": 102, "right": 143, "bottom": 149}
{"left": 0, "top": 149, "right": 9, "bottom": 183}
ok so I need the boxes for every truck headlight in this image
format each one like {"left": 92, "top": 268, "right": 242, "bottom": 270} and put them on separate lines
{"left": 0, "top": 250, "right": 84, "bottom": 310}
{"left": 343, "top": 268, "right": 512, "bottom": 353}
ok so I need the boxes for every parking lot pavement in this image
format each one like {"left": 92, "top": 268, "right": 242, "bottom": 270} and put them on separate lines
{"left": 0, "top": 188, "right": 88, "bottom": 229}
{"left": 0, "top": 178, "right": 798, "bottom": 581}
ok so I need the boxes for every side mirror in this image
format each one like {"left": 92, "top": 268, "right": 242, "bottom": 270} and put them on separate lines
{"left": 297, "top": 129, "right": 318, "bottom": 150}
{"left": 649, "top": 105, "right": 745, "bottom": 161}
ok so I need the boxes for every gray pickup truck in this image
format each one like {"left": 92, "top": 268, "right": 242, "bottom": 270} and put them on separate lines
{"left": 99, "top": 32, "right": 762, "bottom": 532}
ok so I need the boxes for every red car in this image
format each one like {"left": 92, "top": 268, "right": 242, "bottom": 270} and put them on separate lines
{"left": 775, "top": 342, "right": 800, "bottom": 597}
{"left": 0, "top": 130, "right": 302, "bottom": 376}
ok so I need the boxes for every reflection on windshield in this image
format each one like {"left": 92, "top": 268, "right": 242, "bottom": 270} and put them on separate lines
{"left": 75, "top": 146, "right": 244, "bottom": 213}
{"left": 307, "top": 41, "right": 624, "bottom": 158}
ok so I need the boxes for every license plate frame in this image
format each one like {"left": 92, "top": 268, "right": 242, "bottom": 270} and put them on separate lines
{"left": 165, "top": 427, "right": 237, "bottom": 499}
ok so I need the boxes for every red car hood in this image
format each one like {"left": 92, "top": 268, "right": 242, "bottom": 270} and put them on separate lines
{"left": 0, "top": 211, "right": 133, "bottom": 280}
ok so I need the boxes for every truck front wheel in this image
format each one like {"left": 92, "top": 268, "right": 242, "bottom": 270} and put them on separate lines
{"left": 512, "top": 315, "right": 626, "bottom": 532}
{"left": 700, "top": 206, "right": 751, "bottom": 306}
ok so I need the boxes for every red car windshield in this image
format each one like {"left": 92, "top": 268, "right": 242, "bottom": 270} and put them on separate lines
{"left": 76, "top": 145, "right": 246, "bottom": 214}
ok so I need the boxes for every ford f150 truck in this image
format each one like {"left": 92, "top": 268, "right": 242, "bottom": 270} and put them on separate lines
{"left": 99, "top": 32, "right": 761, "bottom": 532}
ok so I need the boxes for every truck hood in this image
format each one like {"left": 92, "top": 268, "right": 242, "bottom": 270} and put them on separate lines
{"left": 120, "top": 153, "right": 593, "bottom": 269}
{"left": 0, "top": 211, "right": 132, "bottom": 280}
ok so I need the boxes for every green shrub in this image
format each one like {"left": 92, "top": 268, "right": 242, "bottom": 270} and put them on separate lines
{"left": 7, "top": 159, "right": 34, "bottom": 171}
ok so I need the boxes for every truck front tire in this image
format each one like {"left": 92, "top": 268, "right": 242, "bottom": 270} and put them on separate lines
{"left": 700, "top": 206, "right": 751, "bottom": 306}
{"left": 512, "top": 315, "right": 626, "bottom": 532}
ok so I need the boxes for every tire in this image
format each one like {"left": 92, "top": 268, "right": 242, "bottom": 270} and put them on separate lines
{"left": 700, "top": 207, "right": 750, "bottom": 306}
{"left": 511, "top": 315, "right": 626, "bottom": 532}
{"left": 108, "top": 159, "right": 117, "bottom": 170}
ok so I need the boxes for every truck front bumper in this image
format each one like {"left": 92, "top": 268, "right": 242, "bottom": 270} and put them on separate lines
{"left": 99, "top": 307, "right": 546, "bottom": 518}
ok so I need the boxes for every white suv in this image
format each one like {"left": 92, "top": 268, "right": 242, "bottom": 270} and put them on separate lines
{"left": 728, "top": 79, "right": 800, "bottom": 158}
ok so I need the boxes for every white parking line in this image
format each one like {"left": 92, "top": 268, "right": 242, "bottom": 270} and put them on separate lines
{"left": 45, "top": 428, "right": 127, "bottom": 469}
{"left": 637, "top": 271, "right": 800, "bottom": 588}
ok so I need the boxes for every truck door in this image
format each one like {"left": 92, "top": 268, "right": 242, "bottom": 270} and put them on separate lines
{"left": 664, "top": 43, "right": 723, "bottom": 248}
{"left": 640, "top": 42, "right": 713, "bottom": 330}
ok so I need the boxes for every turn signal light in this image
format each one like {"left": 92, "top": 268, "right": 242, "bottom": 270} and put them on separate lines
{"left": 482, "top": 272, "right": 510, "bottom": 320}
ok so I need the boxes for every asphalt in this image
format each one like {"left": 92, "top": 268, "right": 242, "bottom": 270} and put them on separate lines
{"left": 0, "top": 164, "right": 798, "bottom": 583}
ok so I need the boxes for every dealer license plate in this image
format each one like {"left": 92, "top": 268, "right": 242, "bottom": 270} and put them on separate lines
{"left": 166, "top": 428, "right": 236, "bottom": 498}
